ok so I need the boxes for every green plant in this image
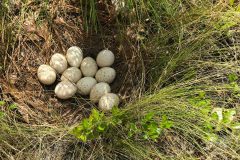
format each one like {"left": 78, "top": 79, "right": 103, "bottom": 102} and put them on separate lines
{"left": 228, "top": 73, "right": 240, "bottom": 96}
{"left": 1, "top": 0, "right": 240, "bottom": 159}
{"left": 79, "top": 0, "right": 99, "bottom": 32}
{"left": 70, "top": 108, "right": 122, "bottom": 142}
{"left": 189, "top": 90, "right": 240, "bottom": 142}
{"left": 71, "top": 108, "right": 173, "bottom": 142}
{"left": 212, "top": 108, "right": 240, "bottom": 131}
{"left": 127, "top": 113, "right": 173, "bottom": 141}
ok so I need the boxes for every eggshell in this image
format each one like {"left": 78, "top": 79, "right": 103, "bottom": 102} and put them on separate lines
{"left": 66, "top": 46, "right": 83, "bottom": 67}
{"left": 54, "top": 81, "right": 77, "bottom": 99}
{"left": 98, "top": 93, "right": 120, "bottom": 111}
{"left": 96, "top": 49, "right": 115, "bottom": 67}
{"left": 50, "top": 53, "right": 68, "bottom": 74}
{"left": 76, "top": 77, "right": 97, "bottom": 95}
{"left": 37, "top": 64, "right": 56, "bottom": 85}
{"left": 80, "top": 57, "right": 98, "bottom": 77}
{"left": 90, "top": 82, "right": 111, "bottom": 103}
{"left": 61, "top": 67, "right": 82, "bottom": 83}
{"left": 95, "top": 67, "right": 116, "bottom": 83}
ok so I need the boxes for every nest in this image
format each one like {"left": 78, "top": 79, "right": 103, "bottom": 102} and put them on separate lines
{"left": 0, "top": 1, "right": 145, "bottom": 125}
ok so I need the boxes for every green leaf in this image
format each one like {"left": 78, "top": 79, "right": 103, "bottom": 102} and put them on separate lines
{"left": 230, "top": 0, "right": 235, "bottom": 6}
{"left": 201, "top": 106, "right": 212, "bottom": 115}
{"left": 0, "top": 101, "right": 5, "bottom": 106}
{"left": 0, "top": 111, "right": 5, "bottom": 119}
{"left": 198, "top": 91, "right": 206, "bottom": 99}
{"left": 205, "top": 133, "right": 218, "bottom": 142}
{"left": 78, "top": 135, "right": 87, "bottom": 142}
{"left": 211, "top": 108, "right": 223, "bottom": 122}
{"left": 160, "top": 115, "right": 173, "bottom": 129}
{"left": 91, "top": 108, "right": 100, "bottom": 120}
{"left": 82, "top": 119, "right": 91, "bottom": 129}
{"left": 223, "top": 109, "right": 236, "bottom": 124}
{"left": 211, "top": 112, "right": 219, "bottom": 121}
{"left": 9, "top": 103, "right": 18, "bottom": 110}
{"left": 71, "top": 126, "right": 82, "bottom": 135}
{"left": 143, "top": 134, "right": 149, "bottom": 140}
{"left": 128, "top": 123, "right": 139, "bottom": 137}
{"left": 111, "top": 107, "right": 121, "bottom": 116}
{"left": 97, "top": 123, "right": 107, "bottom": 132}
{"left": 203, "top": 121, "right": 214, "bottom": 132}
{"left": 197, "top": 99, "right": 211, "bottom": 107}
{"left": 146, "top": 123, "right": 161, "bottom": 141}
{"left": 228, "top": 73, "right": 238, "bottom": 83}
{"left": 143, "top": 112, "right": 155, "bottom": 123}
{"left": 111, "top": 118, "right": 122, "bottom": 126}
{"left": 231, "top": 82, "right": 240, "bottom": 93}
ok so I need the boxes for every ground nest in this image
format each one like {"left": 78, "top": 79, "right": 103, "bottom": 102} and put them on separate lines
{"left": 0, "top": 1, "right": 145, "bottom": 125}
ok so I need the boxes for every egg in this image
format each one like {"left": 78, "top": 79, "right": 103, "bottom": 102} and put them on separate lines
{"left": 61, "top": 67, "right": 82, "bottom": 83}
{"left": 80, "top": 57, "right": 98, "bottom": 77}
{"left": 37, "top": 64, "right": 56, "bottom": 85}
{"left": 96, "top": 49, "right": 115, "bottom": 67}
{"left": 76, "top": 77, "right": 97, "bottom": 95}
{"left": 50, "top": 53, "right": 68, "bottom": 74}
{"left": 66, "top": 46, "right": 83, "bottom": 67}
{"left": 95, "top": 67, "right": 116, "bottom": 83}
{"left": 90, "top": 82, "right": 111, "bottom": 103}
{"left": 98, "top": 93, "right": 120, "bottom": 111}
{"left": 54, "top": 81, "right": 77, "bottom": 99}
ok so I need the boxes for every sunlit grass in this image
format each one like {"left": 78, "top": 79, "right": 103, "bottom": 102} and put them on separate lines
{"left": 0, "top": 0, "right": 240, "bottom": 159}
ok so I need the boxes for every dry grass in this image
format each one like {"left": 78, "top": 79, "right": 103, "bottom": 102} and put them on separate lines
{"left": 1, "top": 0, "right": 240, "bottom": 159}
{"left": 0, "top": 0, "right": 145, "bottom": 124}
{"left": 0, "top": 1, "right": 146, "bottom": 159}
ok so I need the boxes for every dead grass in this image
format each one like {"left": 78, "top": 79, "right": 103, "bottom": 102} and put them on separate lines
{"left": 0, "top": 1, "right": 146, "bottom": 158}
{"left": 0, "top": 0, "right": 145, "bottom": 125}
{"left": 1, "top": 0, "right": 240, "bottom": 160}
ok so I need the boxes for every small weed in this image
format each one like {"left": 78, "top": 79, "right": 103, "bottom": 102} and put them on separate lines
{"left": 71, "top": 108, "right": 173, "bottom": 142}
{"left": 189, "top": 90, "right": 240, "bottom": 142}
{"left": 70, "top": 108, "right": 121, "bottom": 142}
{"left": 8, "top": 103, "right": 18, "bottom": 110}
{"left": 0, "top": 101, "right": 6, "bottom": 106}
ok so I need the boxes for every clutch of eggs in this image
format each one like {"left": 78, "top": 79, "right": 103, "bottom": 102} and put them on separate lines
{"left": 37, "top": 47, "right": 119, "bottom": 111}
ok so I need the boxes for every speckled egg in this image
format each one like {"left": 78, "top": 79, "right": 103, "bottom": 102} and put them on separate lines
{"left": 37, "top": 64, "right": 56, "bottom": 85}
{"left": 99, "top": 93, "right": 120, "bottom": 111}
{"left": 61, "top": 67, "right": 82, "bottom": 83}
{"left": 96, "top": 49, "right": 115, "bottom": 67}
{"left": 90, "top": 82, "right": 111, "bottom": 103}
{"left": 54, "top": 81, "right": 77, "bottom": 99}
{"left": 76, "top": 77, "right": 97, "bottom": 95}
{"left": 50, "top": 53, "right": 68, "bottom": 74}
{"left": 80, "top": 57, "right": 98, "bottom": 77}
{"left": 95, "top": 67, "right": 116, "bottom": 83}
{"left": 66, "top": 46, "right": 83, "bottom": 67}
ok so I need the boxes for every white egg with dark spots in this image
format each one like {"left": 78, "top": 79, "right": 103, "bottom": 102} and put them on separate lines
{"left": 96, "top": 49, "right": 115, "bottom": 67}
{"left": 76, "top": 77, "right": 97, "bottom": 95}
{"left": 90, "top": 82, "right": 111, "bottom": 103}
{"left": 54, "top": 81, "right": 77, "bottom": 99}
{"left": 80, "top": 57, "right": 98, "bottom": 77}
{"left": 99, "top": 93, "right": 120, "bottom": 111}
{"left": 61, "top": 67, "right": 82, "bottom": 83}
{"left": 50, "top": 53, "right": 68, "bottom": 74}
{"left": 95, "top": 67, "right": 116, "bottom": 83}
{"left": 66, "top": 46, "right": 83, "bottom": 67}
{"left": 37, "top": 64, "right": 56, "bottom": 85}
